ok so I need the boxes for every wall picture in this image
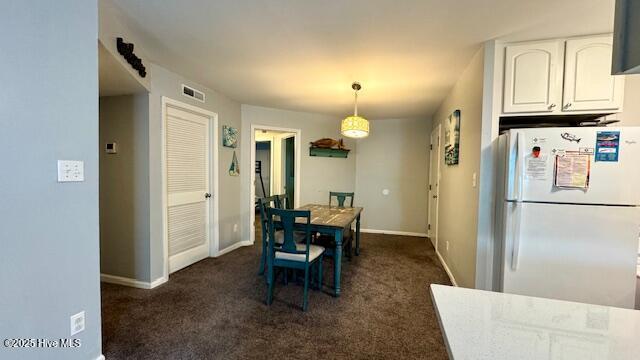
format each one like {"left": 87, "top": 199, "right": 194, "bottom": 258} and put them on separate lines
{"left": 444, "top": 110, "right": 460, "bottom": 165}
{"left": 223, "top": 125, "right": 238, "bottom": 148}
{"left": 229, "top": 151, "right": 239, "bottom": 176}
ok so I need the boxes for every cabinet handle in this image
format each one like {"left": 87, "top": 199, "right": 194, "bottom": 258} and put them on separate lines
{"left": 564, "top": 103, "right": 572, "bottom": 109}
{"left": 548, "top": 103, "right": 556, "bottom": 109}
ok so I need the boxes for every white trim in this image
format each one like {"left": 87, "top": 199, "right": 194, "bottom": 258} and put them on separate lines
{"left": 100, "top": 274, "right": 167, "bottom": 289}
{"left": 96, "top": 355, "right": 105, "bottom": 360}
{"left": 361, "top": 228, "right": 428, "bottom": 237}
{"left": 161, "top": 97, "right": 220, "bottom": 281}
{"left": 249, "top": 124, "right": 302, "bottom": 245}
{"left": 435, "top": 251, "right": 458, "bottom": 287}
{"left": 428, "top": 124, "right": 442, "bottom": 249}
{"left": 215, "top": 240, "right": 254, "bottom": 257}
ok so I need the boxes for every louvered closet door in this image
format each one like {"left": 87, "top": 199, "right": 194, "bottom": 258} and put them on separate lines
{"left": 166, "top": 105, "right": 210, "bottom": 274}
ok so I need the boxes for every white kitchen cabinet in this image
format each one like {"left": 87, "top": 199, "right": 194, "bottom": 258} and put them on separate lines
{"left": 502, "top": 34, "right": 624, "bottom": 116}
{"left": 563, "top": 36, "right": 625, "bottom": 112}
{"left": 503, "top": 41, "right": 563, "bottom": 114}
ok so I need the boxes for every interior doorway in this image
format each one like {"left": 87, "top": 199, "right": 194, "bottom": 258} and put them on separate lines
{"left": 250, "top": 126, "right": 301, "bottom": 244}
{"left": 428, "top": 124, "right": 441, "bottom": 250}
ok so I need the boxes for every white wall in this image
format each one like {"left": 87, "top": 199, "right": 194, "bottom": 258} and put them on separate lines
{"left": 0, "top": 1, "right": 102, "bottom": 359}
{"left": 355, "top": 118, "right": 431, "bottom": 234}
{"left": 100, "top": 1, "right": 245, "bottom": 281}
{"left": 99, "top": 94, "right": 151, "bottom": 281}
{"left": 241, "top": 105, "right": 357, "bottom": 242}
{"left": 431, "top": 48, "right": 486, "bottom": 288}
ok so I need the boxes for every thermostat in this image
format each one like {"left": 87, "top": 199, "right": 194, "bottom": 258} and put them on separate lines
{"left": 106, "top": 142, "right": 117, "bottom": 154}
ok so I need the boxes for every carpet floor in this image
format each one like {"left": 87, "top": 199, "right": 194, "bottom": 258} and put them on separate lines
{"left": 101, "top": 232, "right": 451, "bottom": 359}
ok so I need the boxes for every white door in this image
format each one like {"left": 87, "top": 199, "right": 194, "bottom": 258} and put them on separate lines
{"left": 504, "top": 127, "right": 640, "bottom": 205}
{"left": 562, "top": 36, "right": 625, "bottom": 112}
{"left": 428, "top": 124, "right": 441, "bottom": 247}
{"left": 503, "top": 40, "right": 563, "bottom": 113}
{"left": 166, "top": 105, "right": 211, "bottom": 273}
{"left": 501, "top": 201, "right": 638, "bottom": 308}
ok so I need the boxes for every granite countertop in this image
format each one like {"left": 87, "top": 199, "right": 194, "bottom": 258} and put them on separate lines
{"left": 430, "top": 284, "right": 640, "bottom": 360}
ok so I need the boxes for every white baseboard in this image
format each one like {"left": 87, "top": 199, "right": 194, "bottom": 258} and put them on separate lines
{"left": 361, "top": 228, "right": 428, "bottom": 237}
{"left": 100, "top": 274, "right": 167, "bottom": 289}
{"left": 435, "top": 251, "right": 458, "bottom": 287}
{"left": 215, "top": 240, "right": 253, "bottom": 257}
{"left": 96, "top": 355, "right": 105, "bottom": 360}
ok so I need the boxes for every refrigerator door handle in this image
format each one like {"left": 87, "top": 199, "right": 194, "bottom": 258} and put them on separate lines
{"left": 511, "top": 202, "right": 522, "bottom": 271}
{"left": 515, "top": 131, "right": 526, "bottom": 202}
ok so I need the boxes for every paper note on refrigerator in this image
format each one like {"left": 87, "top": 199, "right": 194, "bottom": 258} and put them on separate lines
{"left": 525, "top": 155, "right": 548, "bottom": 180}
{"left": 554, "top": 152, "right": 590, "bottom": 189}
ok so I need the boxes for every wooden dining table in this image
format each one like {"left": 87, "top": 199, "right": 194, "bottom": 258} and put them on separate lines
{"left": 294, "top": 204, "right": 363, "bottom": 297}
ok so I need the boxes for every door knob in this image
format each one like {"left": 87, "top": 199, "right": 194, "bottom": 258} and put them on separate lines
{"left": 205, "top": 193, "right": 212, "bottom": 198}
{"left": 432, "top": 195, "right": 438, "bottom": 199}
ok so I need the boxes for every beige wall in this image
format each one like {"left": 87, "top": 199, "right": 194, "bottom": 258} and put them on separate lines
{"left": 355, "top": 118, "right": 431, "bottom": 234}
{"left": 611, "top": 76, "right": 640, "bottom": 126}
{"left": 431, "top": 48, "right": 486, "bottom": 288}
{"left": 240, "top": 105, "right": 357, "bottom": 242}
{"left": 99, "top": 94, "right": 150, "bottom": 280}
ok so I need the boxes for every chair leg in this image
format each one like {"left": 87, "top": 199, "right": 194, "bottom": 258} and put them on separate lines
{"left": 266, "top": 264, "right": 275, "bottom": 305}
{"left": 283, "top": 269, "right": 289, "bottom": 285}
{"left": 303, "top": 267, "right": 310, "bottom": 312}
{"left": 317, "top": 256, "right": 323, "bottom": 290}
{"left": 258, "top": 241, "right": 267, "bottom": 275}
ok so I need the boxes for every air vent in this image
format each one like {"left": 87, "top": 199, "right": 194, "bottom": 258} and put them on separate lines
{"left": 182, "top": 84, "right": 205, "bottom": 103}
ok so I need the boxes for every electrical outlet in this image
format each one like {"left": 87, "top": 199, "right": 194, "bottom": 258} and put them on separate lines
{"left": 472, "top": 172, "right": 477, "bottom": 188}
{"left": 446, "top": 241, "right": 450, "bottom": 252}
{"left": 233, "top": 224, "right": 238, "bottom": 233}
{"left": 70, "top": 311, "right": 85, "bottom": 336}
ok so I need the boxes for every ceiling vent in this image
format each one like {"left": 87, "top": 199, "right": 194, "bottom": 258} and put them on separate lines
{"left": 182, "top": 84, "right": 205, "bottom": 103}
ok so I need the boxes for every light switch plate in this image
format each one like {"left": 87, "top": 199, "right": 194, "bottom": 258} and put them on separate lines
{"left": 57, "top": 160, "right": 84, "bottom": 182}
{"left": 70, "top": 311, "right": 85, "bottom": 336}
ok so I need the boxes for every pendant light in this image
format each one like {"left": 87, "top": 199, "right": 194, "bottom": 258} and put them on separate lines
{"left": 341, "top": 82, "right": 370, "bottom": 138}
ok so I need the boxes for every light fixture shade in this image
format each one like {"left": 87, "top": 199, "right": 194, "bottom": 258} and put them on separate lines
{"left": 341, "top": 115, "right": 370, "bottom": 138}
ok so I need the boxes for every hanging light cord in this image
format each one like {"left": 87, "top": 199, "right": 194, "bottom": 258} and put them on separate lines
{"left": 353, "top": 89, "right": 358, "bottom": 116}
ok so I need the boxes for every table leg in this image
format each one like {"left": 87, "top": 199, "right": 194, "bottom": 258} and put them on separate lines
{"left": 333, "top": 228, "right": 343, "bottom": 297}
{"left": 355, "top": 213, "right": 361, "bottom": 256}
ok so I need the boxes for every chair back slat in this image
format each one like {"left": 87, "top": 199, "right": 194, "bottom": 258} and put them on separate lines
{"left": 258, "top": 195, "right": 286, "bottom": 247}
{"left": 329, "top": 191, "right": 354, "bottom": 207}
{"left": 266, "top": 207, "right": 311, "bottom": 259}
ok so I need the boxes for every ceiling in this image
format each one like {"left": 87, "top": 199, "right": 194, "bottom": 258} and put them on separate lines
{"left": 99, "top": 42, "right": 147, "bottom": 97}
{"left": 111, "top": 0, "right": 615, "bottom": 118}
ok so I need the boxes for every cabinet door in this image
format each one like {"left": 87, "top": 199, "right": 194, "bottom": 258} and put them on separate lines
{"left": 562, "top": 36, "right": 624, "bottom": 112}
{"left": 503, "top": 41, "right": 563, "bottom": 113}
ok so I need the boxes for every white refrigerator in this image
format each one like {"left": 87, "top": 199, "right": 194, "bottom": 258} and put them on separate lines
{"left": 496, "top": 127, "right": 640, "bottom": 309}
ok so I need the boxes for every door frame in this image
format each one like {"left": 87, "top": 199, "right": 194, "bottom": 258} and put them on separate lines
{"left": 249, "top": 124, "right": 301, "bottom": 245}
{"left": 428, "top": 124, "right": 442, "bottom": 250}
{"left": 161, "top": 97, "right": 219, "bottom": 281}
{"left": 282, "top": 134, "right": 296, "bottom": 209}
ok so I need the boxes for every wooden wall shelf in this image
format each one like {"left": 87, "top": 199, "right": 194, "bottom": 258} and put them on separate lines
{"left": 309, "top": 147, "right": 350, "bottom": 158}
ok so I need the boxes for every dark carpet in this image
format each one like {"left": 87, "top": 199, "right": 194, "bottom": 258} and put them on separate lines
{"left": 101, "top": 232, "right": 451, "bottom": 359}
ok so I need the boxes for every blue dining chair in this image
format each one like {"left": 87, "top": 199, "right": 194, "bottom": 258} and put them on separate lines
{"left": 329, "top": 191, "right": 354, "bottom": 207}
{"left": 265, "top": 207, "right": 325, "bottom": 312}
{"left": 315, "top": 191, "right": 355, "bottom": 259}
{"left": 257, "top": 195, "right": 284, "bottom": 275}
